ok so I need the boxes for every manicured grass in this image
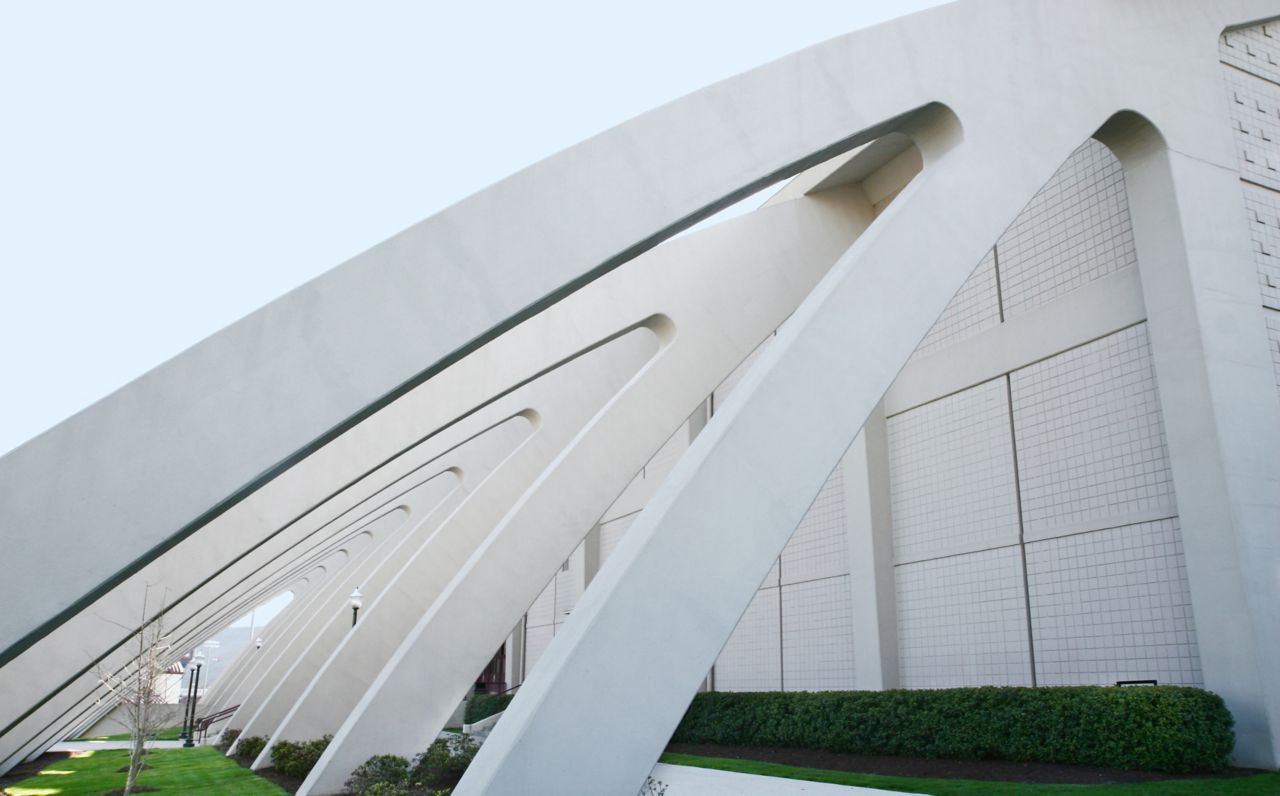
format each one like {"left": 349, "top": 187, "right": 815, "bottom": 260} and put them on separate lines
{"left": 3, "top": 747, "right": 286, "bottom": 795}
{"left": 77, "top": 726, "right": 184, "bottom": 742}
{"left": 659, "top": 753, "right": 1280, "bottom": 795}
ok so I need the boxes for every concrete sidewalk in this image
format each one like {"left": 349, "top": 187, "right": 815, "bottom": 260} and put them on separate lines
{"left": 50, "top": 740, "right": 187, "bottom": 752}
{"left": 649, "top": 762, "right": 916, "bottom": 794}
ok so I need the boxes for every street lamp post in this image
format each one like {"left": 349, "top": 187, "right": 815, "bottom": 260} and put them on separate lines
{"left": 349, "top": 587, "right": 363, "bottom": 627}
{"left": 177, "top": 661, "right": 196, "bottom": 741}
{"left": 182, "top": 650, "right": 205, "bottom": 747}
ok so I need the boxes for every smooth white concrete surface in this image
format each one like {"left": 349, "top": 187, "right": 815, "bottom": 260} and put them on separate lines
{"left": 260, "top": 328, "right": 660, "bottom": 769}
{"left": 49, "top": 740, "right": 187, "bottom": 752}
{"left": 646, "top": 763, "right": 900, "bottom": 795}
{"left": 228, "top": 420, "right": 532, "bottom": 749}
{"left": 1101, "top": 111, "right": 1280, "bottom": 768}
{"left": 296, "top": 176, "right": 873, "bottom": 795}
{"left": 3, "top": 0, "right": 1280, "bottom": 789}
{"left": 216, "top": 478, "right": 459, "bottom": 732}
{"left": 842, "top": 409, "right": 898, "bottom": 691}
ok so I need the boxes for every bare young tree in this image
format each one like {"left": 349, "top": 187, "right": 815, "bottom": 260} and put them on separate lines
{"left": 93, "top": 586, "right": 171, "bottom": 795}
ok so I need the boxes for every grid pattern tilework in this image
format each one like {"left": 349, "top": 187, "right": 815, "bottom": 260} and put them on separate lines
{"left": 781, "top": 466, "right": 849, "bottom": 585}
{"left": 715, "top": 587, "right": 782, "bottom": 691}
{"left": 996, "top": 139, "right": 1137, "bottom": 318}
{"left": 1027, "top": 519, "right": 1202, "bottom": 686}
{"left": 887, "top": 378, "right": 1020, "bottom": 563}
{"left": 895, "top": 546, "right": 1033, "bottom": 687}
{"left": 1267, "top": 310, "right": 1280, "bottom": 395}
{"left": 598, "top": 514, "right": 635, "bottom": 566}
{"left": 525, "top": 576, "right": 557, "bottom": 629}
{"left": 553, "top": 551, "right": 581, "bottom": 618}
{"left": 781, "top": 576, "right": 857, "bottom": 690}
{"left": 1242, "top": 183, "right": 1280, "bottom": 310}
{"left": 1011, "top": 324, "right": 1176, "bottom": 536}
{"left": 913, "top": 249, "right": 1001, "bottom": 357}
{"left": 1222, "top": 22, "right": 1280, "bottom": 87}
{"left": 523, "top": 623, "right": 554, "bottom": 681}
{"left": 1223, "top": 68, "right": 1280, "bottom": 192}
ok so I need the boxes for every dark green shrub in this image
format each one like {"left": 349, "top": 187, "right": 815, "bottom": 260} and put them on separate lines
{"left": 412, "top": 736, "right": 478, "bottom": 790}
{"left": 344, "top": 754, "right": 411, "bottom": 794}
{"left": 234, "top": 734, "right": 267, "bottom": 761}
{"left": 215, "top": 728, "right": 241, "bottom": 752}
{"left": 464, "top": 693, "right": 513, "bottom": 725}
{"left": 271, "top": 734, "right": 333, "bottom": 780}
{"left": 671, "top": 686, "right": 1234, "bottom": 773}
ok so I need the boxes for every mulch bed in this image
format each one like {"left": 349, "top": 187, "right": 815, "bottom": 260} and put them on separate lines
{"left": 664, "top": 743, "right": 1267, "bottom": 785}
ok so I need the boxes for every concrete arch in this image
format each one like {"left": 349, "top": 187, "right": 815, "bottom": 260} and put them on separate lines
{"left": 3, "top": 1, "right": 1280, "bottom": 790}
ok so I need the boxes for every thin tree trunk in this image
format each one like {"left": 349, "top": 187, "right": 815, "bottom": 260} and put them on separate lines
{"left": 125, "top": 728, "right": 144, "bottom": 795}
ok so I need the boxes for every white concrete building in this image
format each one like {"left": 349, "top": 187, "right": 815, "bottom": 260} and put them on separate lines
{"left": 1, "top": 2, "right": 1279, "bottom": 794}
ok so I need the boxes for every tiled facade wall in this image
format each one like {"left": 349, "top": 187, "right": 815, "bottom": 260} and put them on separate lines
{"left": 714, "top": 462, "right": 857, "bottom": 691}
{"left": 1222, "top": 67, "right": 1280, "bottom": 191}
{"left": 1026, "top": 518, "right": 1200, "bottom": 686}
{"left": 1268, "top": 311, "right": 1280, "bottom": 392}
{"left": 1221, "top": 22, "right": 1280, "bottom": 85}
{"left": 886, "top": 378, "right": 1019, "bottom": 563}
{"left": 598, "top": 514, "right": 635, "bottom": 566}
{"left": 1223, "top": 24, "right": 1280, "bottom": 411}
{"left": 996, "top": 139, "right": 1137, "bottom": 318}
{"left": 1243, "top": 184, "right": 1280, "bottom": 311}
{"left": 520, "top": 117, "right": 1219, "bottom": 695}
{"left": 1011, "top": 324, "right": 1176, "bottom": 538}
{"left": 714, "top": 587, "right": 782, "bottom": 691}
{"left": 913, "top": 250, "right": 1000, "bottom": 357}
{"left": 896, "top": 546, "right": 1033, "bottom": 687}
{"left": 886, "top": 129, "right": 1201, "bottom": 689}
{"left": 521, "top": 544, "right": 584, "bottom": 678}
{"left": 913, "top": 139, "right": 1135, "bottom": 355}
{"left": 780, "top": 576, "right": 857, "bottom": 691}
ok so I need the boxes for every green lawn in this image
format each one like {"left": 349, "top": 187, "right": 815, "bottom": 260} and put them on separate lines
{"left": 3, "top": 747, "right": 286, "bottom": 795}
{"left": 75, "top": 727, "right": 184, "bottom": 742}
{"left": 659, "top": 753, "right": 1280, "bottom": 795}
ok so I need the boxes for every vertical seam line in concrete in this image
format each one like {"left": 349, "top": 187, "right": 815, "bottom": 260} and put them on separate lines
{"left": 1005, "top": 373, "right": 1038, "bottom": 687}
{"left": 993, "top": 243, "right": 1007, "bottom": 323}
{"left": 777, "top": 561, "right": 786, "bottom": 692}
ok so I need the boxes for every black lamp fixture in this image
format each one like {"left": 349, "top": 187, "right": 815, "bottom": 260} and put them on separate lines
{"left": 182, "top": 650, "right": 205, "bottom": 747}
{"left": 349, "top": 587, "right": 363, "bottom": 627}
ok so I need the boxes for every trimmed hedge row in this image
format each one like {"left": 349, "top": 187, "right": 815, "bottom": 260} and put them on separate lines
{"left": 464, "top": 693, "right": 513, "bottom": 725}
{"left": 215, "top": 728, "right": 241, "bottom": 752}
{"left": 671, "top": 686, "right": 1233, "bottom": 773}
{"left": 234, "top": 734, "right": 268, "bottom": 762}
{"left": 344, "top": 736, "right": 478, "bottom": 794}
{"left": 272, "top": 734, "right": 332, "bottom": 780}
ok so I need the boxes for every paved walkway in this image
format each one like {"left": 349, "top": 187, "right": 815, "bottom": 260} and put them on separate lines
{"left": 50, "top": 740, "right": 187, "bottom": 752}
{"left": 648, "top": 762, "right": 909, "bottom": 795}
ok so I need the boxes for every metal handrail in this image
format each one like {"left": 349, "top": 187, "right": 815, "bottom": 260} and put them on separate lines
{"left": 193, "top": 704, "right": 240, "bottom": 744}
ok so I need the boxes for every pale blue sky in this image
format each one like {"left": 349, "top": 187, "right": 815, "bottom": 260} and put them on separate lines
{"left": 0, "top": 1, "right": 948, "bottom": 456}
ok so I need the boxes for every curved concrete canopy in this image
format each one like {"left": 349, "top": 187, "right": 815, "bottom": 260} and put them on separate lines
{"left": 1, "top": 0, "right": 1279, "bottom": 792}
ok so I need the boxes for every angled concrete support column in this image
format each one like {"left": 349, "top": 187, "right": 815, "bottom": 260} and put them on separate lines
{"left": 453, "top": 108, "right": 1086, "bottom": 795}
{"left": 1102, "top": 113, "right": 1280, "bottom": 767}
{"left": 227, "top": 420, "right": 530, "bottom": 747}
{"left": 257, "top": 331, "right": 658, "bottom": 766}
{"left": 842, "top": 403, "right": 898, "bottom": 691}
{"left": 213, "top": 482, "right": 448, "bottom": 725}
{"left": 295, "top": 185, "right": 875, "bottom": 794}
{"left": 205, "top": 535, "right": 382, "bottom": 715}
